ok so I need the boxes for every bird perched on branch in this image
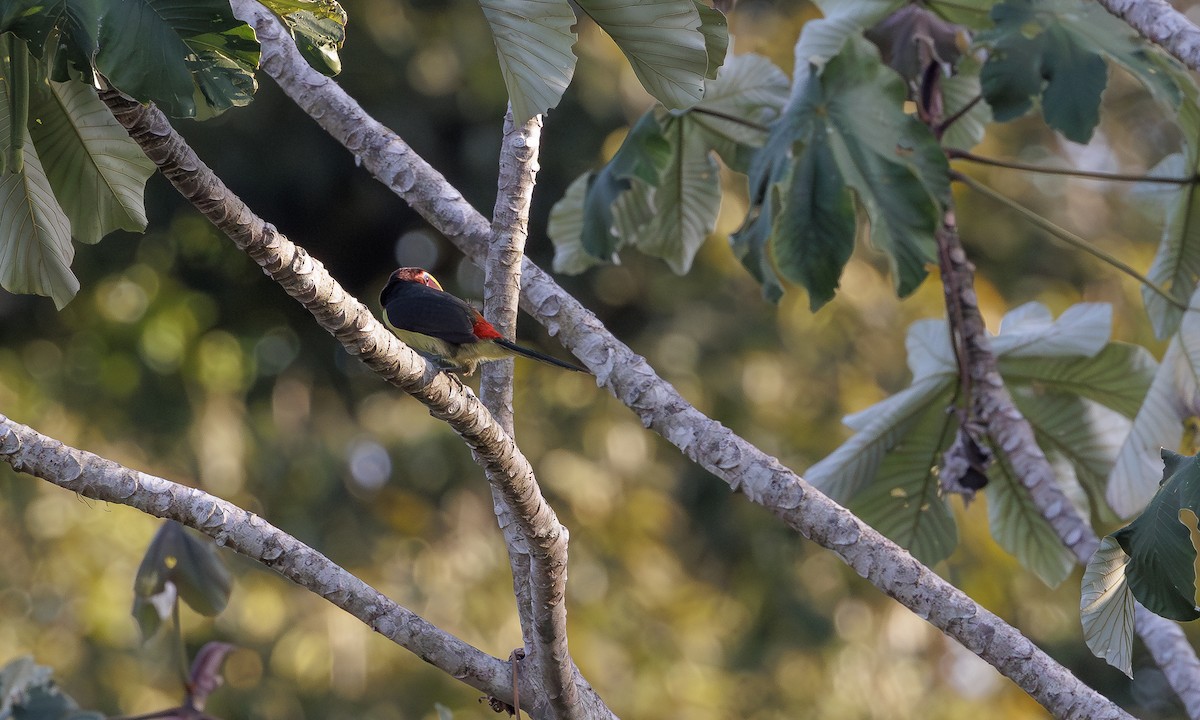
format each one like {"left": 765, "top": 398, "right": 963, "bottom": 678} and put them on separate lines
{"left": 379, "top": 267, "right": 586, "bottom": 375}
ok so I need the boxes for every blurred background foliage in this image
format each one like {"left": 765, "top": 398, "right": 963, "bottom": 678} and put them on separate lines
{"left": 0, "top": 0, "right": 1192, "bottom": 718}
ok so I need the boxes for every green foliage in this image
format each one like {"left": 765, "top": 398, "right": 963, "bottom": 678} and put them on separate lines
{"left": 0, "top": 657, "right": 101, "bottom": 720}
{"left": 1113, "top": 449, "right": 1200, "bottom": 620}
{"left": 132, "top": 521, "right": 232, "bottom": 639}
{"left": 258, "top": 0, "right": 347, "bottom": 76}
{"left": 550, "top": 52, "right": 787, "bottom": 275}
{"left": 1109, "top": 286, "right": 1200, "bottom": 518}
{"left": 1080, "top": 536, "right": 1136, "bottom": 677}
{"left": 808, "top": 303, "right": 1154, "bottom": 574}
{"left": 0, "top": 40, "right": 153, "bottom": 307}
{"left": 978, "top": 0, "right": 1189, "bottom": 145}
{"left": 480, "top": 0, "right": 577, "bottom": 124}
{"left": 735, "top": 35, "right": 948, "bottom": 307}
{"left": 577, "top": 0, "right": 722, "bottom": 110}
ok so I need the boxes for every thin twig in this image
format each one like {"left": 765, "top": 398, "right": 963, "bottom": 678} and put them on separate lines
{"left": 954, "top": 171, "right": 1188, "bottom": 311}
{"left": 948, "top": 148, "right": 1198, "bottom": 185}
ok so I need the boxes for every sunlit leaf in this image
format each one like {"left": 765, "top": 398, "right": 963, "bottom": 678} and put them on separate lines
{"left": 94, "top": 0, "right": 260, "bottom": 119}
{"left": 549, "top": 174, "right": 604, "bottom": 275}
{"left": 1109, "top": 286, "right": 1200, "bottom": 518}
{"left": 688, "top": 53, "right": 788, "bottom": 150}
{"left": 990, "top": 301, "right": 1111, "bottom": 358}
{"left": 577, "top": 0, "right": 713, "bottom": 109}
{"left": 1113, "top": 449, "right": 1200, "bottom": 621}
{"left": 939, "top": 57, "right": 991, "bottom": 151}
{"left": 479, "top": 0, "right": 577, "bottom": 123}
{"left": 0, "top": 85, "right": 76, "bottom": 307}
{"left": 28, "top": 76, "right": 154, "bottom": 244}
{"left": 258, "top": 0, "right": 346, "bottom": 75}
{"left": 1081, "top": 536, "right": 1135, "bottom": 677}
{"left": 1000, "top": 343, "right": 1156, "bottom": 418}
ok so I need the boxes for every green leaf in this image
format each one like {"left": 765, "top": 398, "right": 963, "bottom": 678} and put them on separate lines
{"left": 578, "top": 112, "right": 670, "bottom": 259}
{"left": 940, "top": 56, "right": 991, "bottom": 151}
{"left": 770, "top": 120, "right": 855, "bottom": 310}
{"left": 1110, "top": 286, "right": 1200, "bottom": 518}
{"left": 94, "top": 0, "right": 260, "bottom": 119}
{"left": 630, "top": 113, "right": 721, "bottom": 274}
{"left": 1081, "top": 535, "right": 1135, "bottom": 677}
{"left": 1138, "top": 153, "right": 1200, "bottom": 338}
{"left": 999, "top": 343, "right": 1156, "bottom": 418}
{"left": 688, "top": 52, "right": 788, "bottom": 151}
{"left": 548, "top": 174, "right": 604, "bottom": 275}
{"left": 793, "top": 0, "right": 902, "bottom": 69}
{"left": 479, "top": 0, "right": 577, "bottom": 124}
{"left": 849, "top": 392, "right": 959, "bottom": 565}
{"left": 693, "top": 0, "right": 727, "bottom": 81}
{"left": 979, "top": 0, "right": 1187, "bottom": 145}
{"left": 733, "top": 35, "right": 948, "bottom": 304}
{"left": 990, "top": 301, "right": 1111, "bottom": 358}
{"left": 258, "top": 0, "right": 346, "bottom": 76}
{"left": 987, "top": 449, "right": 1078, "bottom": 586}
{"left": 1112, "top": 450, "right": 1200, "bottom": 621}
{"left": 0, "top": 657, "right": 101, "bottom": 720}
{"left": 27, "top": 76, "right": 154, "bottom": 244}
{"left": 132, "top": 520, "right": 232, "bottom": 639}
{"left": 0, "top": 88, "right": 76, "bottom": 307}
{"left": 576, "top": 0, "right": 713, "bottom": 110}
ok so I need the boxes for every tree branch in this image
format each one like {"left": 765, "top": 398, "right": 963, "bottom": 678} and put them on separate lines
{"left": 1096, "top": 0, "right": 1200, "bottom": 74}
{"left": 482, "top": 107, "right": 580, "bottom": 718}
{"left": 937, "top": 209, "right": 1200, "bottom": 717}
{"left": 0, "top": 414, "right": 517, "bottom": 701}
{"left": 94, "top": 87, "right": 611, "bottom": 720}
{"left": 234, "top": 3, "right": 1139, "bottom": 716}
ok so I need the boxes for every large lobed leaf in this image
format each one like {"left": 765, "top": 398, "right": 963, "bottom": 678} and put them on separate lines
{"left": 810, "top": 303, "right": 1153, "bottom": 570}
{"left": 978, "top": 0, "right": 1192, "bottom": 147}
{"left": 1112, "top": 450, "right": 1200, "bottom": 621}
{"left": 733, "top": 34, "right": 947, "bottom": 307}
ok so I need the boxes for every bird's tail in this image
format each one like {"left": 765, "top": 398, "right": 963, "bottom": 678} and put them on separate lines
{"left": 494, "top": 339, "right": 587, "bottom": 373}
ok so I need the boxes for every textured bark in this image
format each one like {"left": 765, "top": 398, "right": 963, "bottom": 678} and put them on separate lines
{"left": 939, "top": 212, "right": 1200, "bottom": 717}
{"left": 95, "top": 87, "right": 613, "bottom": 720}
{"left": 481, "top": 107, "right": 581, "bottom": 719}
{"left": 0, "top": 415, "right": 515, "bottom": 699}
{"left": 1097, "top": 0, "right": 1200, "bottom": 73}
{"left": 233, "top": 3, "right": 1138, "bottom": 716}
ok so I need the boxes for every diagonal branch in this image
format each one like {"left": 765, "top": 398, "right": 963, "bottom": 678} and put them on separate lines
{"left": 1095, "top": 0, "right": 1200, "bottom": 74}
{"left": 482, "top": 106, "right": 580, "bottom": 718}
{"left": 236, "top": 3, "right": 1138, "bottom": 716}
{"left": 0, "top": 414, "right": 516, "bottom": 701}
{"left": 94, "top": 87, "right": 612, "bottom": 720}
{"left": 937, "top": 209, "right": 1200, "bottom": 717}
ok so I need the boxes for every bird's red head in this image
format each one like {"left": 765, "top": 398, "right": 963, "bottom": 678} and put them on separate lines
{"left": 390, "top": 267, "right": 444, "bottom": 291}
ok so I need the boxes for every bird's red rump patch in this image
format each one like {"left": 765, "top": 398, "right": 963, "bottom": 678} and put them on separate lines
{"left": 472, "top": 316, "right": 504, "bottom": 340}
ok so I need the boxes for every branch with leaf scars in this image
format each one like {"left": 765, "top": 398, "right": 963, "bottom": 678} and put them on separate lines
{"left": 482, "top": 106, "right": 580, "bottom": 719}
{"left": 0, "top": 414, "right": 518, "bottom": 702}
{"left": 936, "top": 209, "right": 1200, "bottom": 717}
{"left": 1096, "top": 0, "right": 1200, "bottom": 74}
{"left": 234, "top": 4, "right": 1140, "bottom": 717}
{"left": 94, "top": 88, "right": 612, "bottom": 720}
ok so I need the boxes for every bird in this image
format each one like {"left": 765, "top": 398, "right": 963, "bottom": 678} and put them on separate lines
{"left": 379, "top": 267, "right": 586, "bottom": 376}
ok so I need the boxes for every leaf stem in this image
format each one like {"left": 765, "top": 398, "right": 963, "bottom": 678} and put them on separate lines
{"left": 936, "top": 95, "right": 983, "bottom": 139}
{"left": 947, "top": 148, "right": 1199, "bottom": 185}
{"left": 687, "top": 106, "right": 769, "bottom": 133}
{"left": 953, "top": 171, "right": 1188, "bottom": 311}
